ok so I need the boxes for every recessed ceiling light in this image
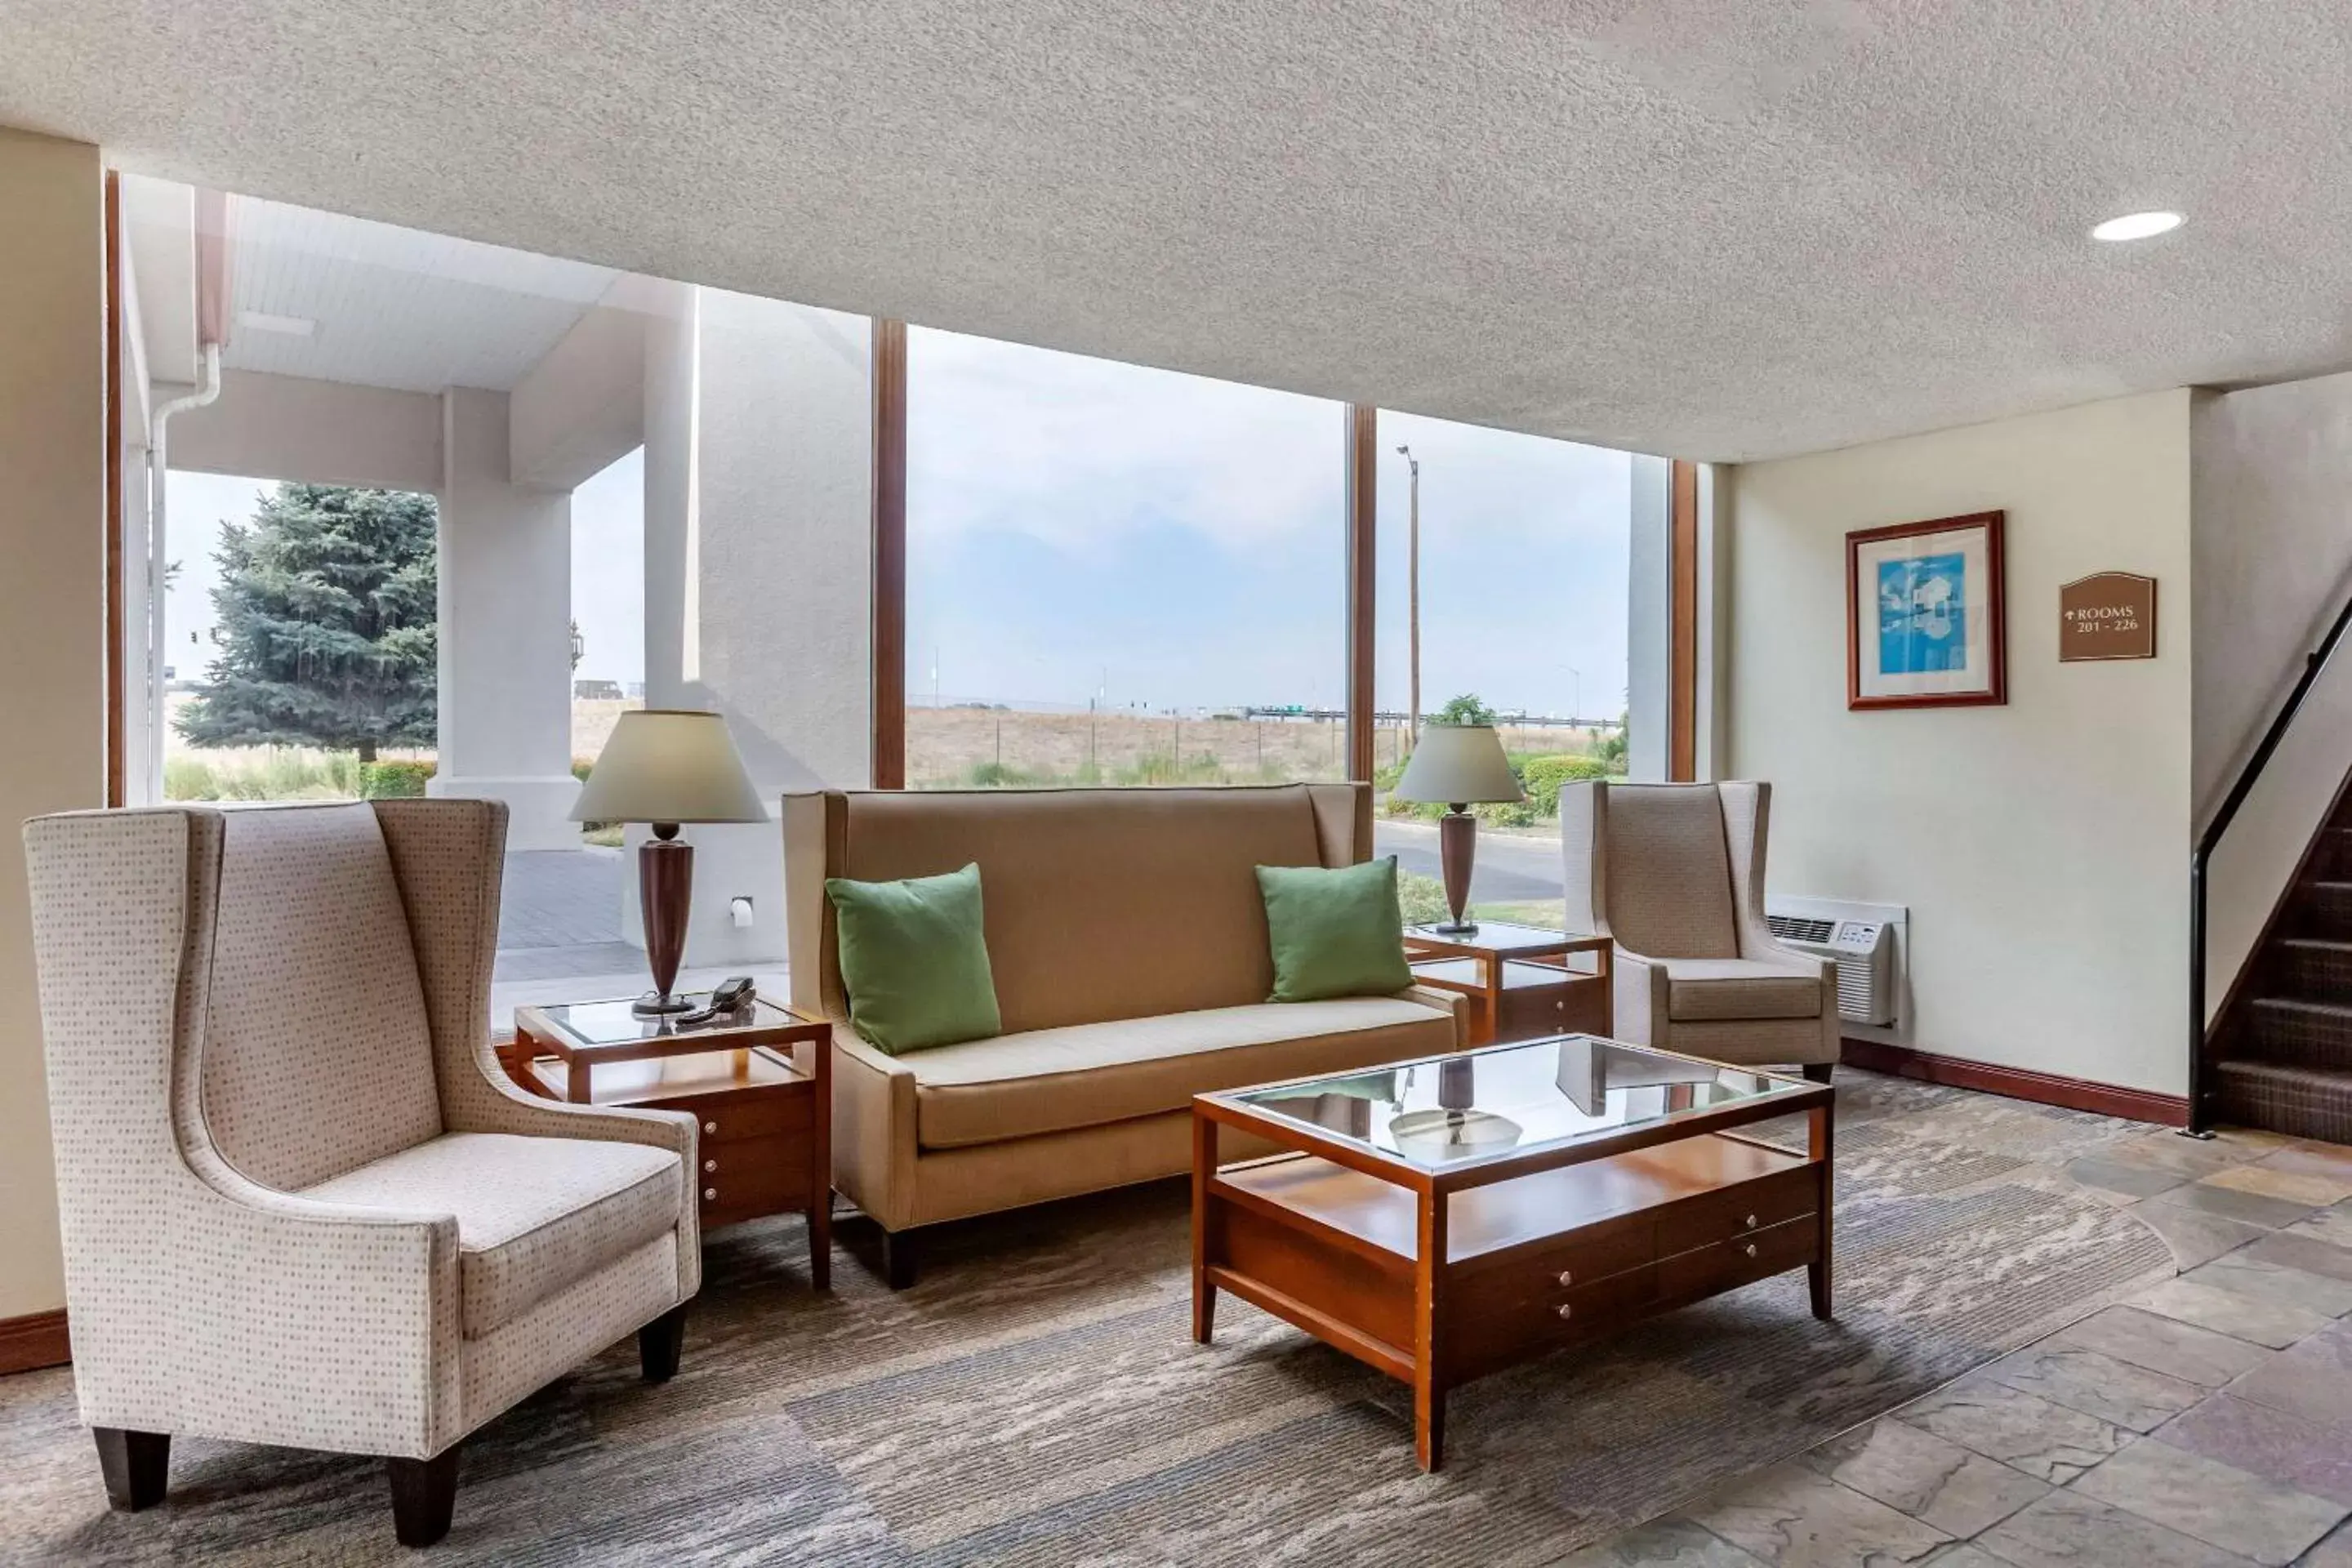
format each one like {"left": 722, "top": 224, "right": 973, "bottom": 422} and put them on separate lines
{"left": 239, "top": 310, "right": 317, "bottom": 336}
{"left": 2091, "top": 211, "right": 2183, "bottom": 243}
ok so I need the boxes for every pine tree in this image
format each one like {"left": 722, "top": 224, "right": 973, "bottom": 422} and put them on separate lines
{"left": 176, "top": 483, "right": 438, "bottom": 763}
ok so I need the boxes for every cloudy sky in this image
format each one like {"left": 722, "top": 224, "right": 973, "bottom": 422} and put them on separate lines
{"left": 167, "top": 329, "right": 1629, "bottom": 722}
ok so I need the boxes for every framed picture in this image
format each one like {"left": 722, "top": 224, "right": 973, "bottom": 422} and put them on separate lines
{"left": 1846, "top": 510, "right": 2006, "bottom": 710}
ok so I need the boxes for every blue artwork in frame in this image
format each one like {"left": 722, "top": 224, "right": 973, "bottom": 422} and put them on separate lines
{"left": 1876, "top": 552, "right": 1968, "bottom": 674}
{"left": 1846, "top": 510, "right": 2007, "bottom": 710}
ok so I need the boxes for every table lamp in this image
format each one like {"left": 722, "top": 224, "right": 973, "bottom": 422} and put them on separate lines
{"left": 571, "top": 709, "right": 768, "bottom": 1014}
{"left": 1390, "top": 723, "right": 1525, "bottom": 935}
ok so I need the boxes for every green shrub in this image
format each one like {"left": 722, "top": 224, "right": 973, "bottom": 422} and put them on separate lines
{"left": 360, "top": 760, "right": 436, "bottom": 799}
{"left": 1518, "top": 754, "right": 1610, "bottom": 816}
{"left": 163, "top": 754, "right": 221, "bottom": 800}
{"left": 1396, "top": 870, "right": 1452, "bottom": 928}
{"left": 1476, "top": 800, "right": 1539, "bottom": 828}
{"left": 571, "top": 757, "right": 595, "bottom": 783}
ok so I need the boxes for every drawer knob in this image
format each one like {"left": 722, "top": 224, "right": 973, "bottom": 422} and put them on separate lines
{"left": 704, "top": 1120, "right": 719, "bottom": 1135}
{"left": 704, "top": 1187, "right": 718, "bottom": 1202}
{"left": 1744, "top": 1214, "right": 1758, "bottom": 1228}
{"left": 1555, "top": 1303, "right": 1574, "bottom": 1320}
{"left": 1556, "top": 1269, "right": 1575, "bottom": 1287}
{"left": 1742, "top": 1241, "right": 1758, "bottom": 1258}
{"left": 704, "top": 1158, "right": 718, "bottom": 1173}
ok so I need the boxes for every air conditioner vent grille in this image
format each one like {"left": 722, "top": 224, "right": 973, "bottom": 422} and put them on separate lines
{"left": 1767, "top": 913, "right": 1837, "bottom": 944}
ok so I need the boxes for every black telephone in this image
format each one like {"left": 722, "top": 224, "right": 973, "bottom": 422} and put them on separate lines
{"left": 678, "top": 977, "right": 755, "bottom": 1026}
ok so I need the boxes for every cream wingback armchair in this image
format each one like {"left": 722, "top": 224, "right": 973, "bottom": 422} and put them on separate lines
{"left": 1560, "top": 781, "right": 1839, "bottom": 1076}
{"left": 21, "top": 800, "right": 701, "bottom": 1548}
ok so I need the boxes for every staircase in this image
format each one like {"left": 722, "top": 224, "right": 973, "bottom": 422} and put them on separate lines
{"left": 2212, "top": 808, "right": 2352, "bottom": 1143}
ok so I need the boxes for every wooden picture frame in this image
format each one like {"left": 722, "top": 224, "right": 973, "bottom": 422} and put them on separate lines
{"left": 1846, "top": 510, "right": 2007, "bottom": 710}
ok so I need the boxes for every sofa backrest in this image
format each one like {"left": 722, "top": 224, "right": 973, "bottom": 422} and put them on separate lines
{"left": 200, "top": 804, "right": 444, "bottom": 1189}
{"left": 786, "top": 783, "right": 1365, "bottom": 1035}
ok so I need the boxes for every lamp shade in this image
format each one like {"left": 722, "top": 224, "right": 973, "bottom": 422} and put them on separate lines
{"left": 1391, "top": 724, "right": 1525, "bottom": 805}
{"left": 570, "top": 710, "right": 768, "bottom": 825}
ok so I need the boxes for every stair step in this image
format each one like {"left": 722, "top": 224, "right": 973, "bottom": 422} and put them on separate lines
{"left": 2276, "top": 938, "right": 2352, "bottom": 1000}
{"left": 2318, "top": 829, "right": 2352, "bottom": 880}
{"left": 2244, "top": 996, "right": 2352, "bottom": 1068}
{"left": 2297, "top": 880, "right": 2352, "bottom": 940}
{"left": 2213, "top": 1058, "right": 2352, "bottom": 1145}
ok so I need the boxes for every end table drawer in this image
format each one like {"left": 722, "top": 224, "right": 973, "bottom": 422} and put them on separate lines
{"left": 696, "top": 1133, "right": 812, "bottom": 1226}
{"left": 1655, "top": 1165, "right": 1817, "bottom": 1256}
{"left": 653, "top": 1085, "right": 813, "bottom": 1146}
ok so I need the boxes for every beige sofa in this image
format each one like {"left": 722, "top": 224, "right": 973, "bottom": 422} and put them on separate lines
{"left": 783, "top": 782, "right": 1464, "bottom": 1285}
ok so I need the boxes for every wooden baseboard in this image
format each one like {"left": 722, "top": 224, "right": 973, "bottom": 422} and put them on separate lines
{"left": 1841, "top": 1037, "right": 2189, "bottom": 1128}
{"left": 0, "top": 1309, "right": 69, "bottom": 1375}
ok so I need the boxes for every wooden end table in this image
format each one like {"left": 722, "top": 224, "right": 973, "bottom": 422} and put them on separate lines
{"left": 1403, "top": 922, "right": 1613, "bottom": 1045}
{"left": 513, "top": 994, "right": 834, "bottom": 1290}
{"left": 1193, "top": 1035, "right": 1832, "bottom": 1471}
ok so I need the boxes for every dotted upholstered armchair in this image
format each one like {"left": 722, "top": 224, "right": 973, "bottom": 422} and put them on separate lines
{"left": 21, "top": 799, "right": 701, "bottom": 1548}
{"left": 1558, "top": 781, "right": 1841, "bottom": 1076}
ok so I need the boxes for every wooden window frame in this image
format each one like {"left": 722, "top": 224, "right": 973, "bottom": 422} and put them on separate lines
{"left": 870, "top": 318, "right": 907, "bottom": 789}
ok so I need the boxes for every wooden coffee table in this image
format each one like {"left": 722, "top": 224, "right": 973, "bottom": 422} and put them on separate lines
{"left": 1192, "top": 1035, "right": 1833, "bottom": 1470}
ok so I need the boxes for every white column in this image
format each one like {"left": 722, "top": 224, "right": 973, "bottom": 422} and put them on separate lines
{"left": 634, "top": 284, "right": 873, "bottom": 964}
{"left": 429, "top": 385, "right": 581, "bottom": 850}
{"left": 1626, "top": 453, "right": 1672, "bottom": 782}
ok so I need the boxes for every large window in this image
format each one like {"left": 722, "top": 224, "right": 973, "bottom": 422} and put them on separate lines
{"left": 905, "top": 327, "right": 1348, "bottom": 787}
{"left": 1374, "top": 413, "right": 1633, "bottom": 924}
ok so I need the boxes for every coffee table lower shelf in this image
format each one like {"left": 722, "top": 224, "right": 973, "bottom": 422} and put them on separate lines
{"left": 1192, "top": 1131, "right": 1832, "bottom": 1470}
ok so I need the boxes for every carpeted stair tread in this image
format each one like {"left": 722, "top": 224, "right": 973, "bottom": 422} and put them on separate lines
{"left": 2243, "top": 995, "right": 2352, "bottom": 1069}
{"left": 2212, "top": 1058, "right": 2352, "bottom": 1144}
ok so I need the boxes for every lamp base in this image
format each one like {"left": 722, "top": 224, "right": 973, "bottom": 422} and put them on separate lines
{"left": 637, "top": 831, "right": 694, "bottom": 1016}
{"left": 1437, "top": 806, "right": 1479, "bottom": 934}
{"left": 1428, "top": 919, "right": 1481, "bottom": 937}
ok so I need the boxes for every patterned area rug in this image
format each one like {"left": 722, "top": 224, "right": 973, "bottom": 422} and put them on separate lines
{"left": 0, "top": 1071, "right": 2174, "bottom": 1566}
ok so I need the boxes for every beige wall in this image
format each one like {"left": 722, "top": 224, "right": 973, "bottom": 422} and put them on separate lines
{"left": 0, "top": 129, "right": 105, "bottom": 1320}
{"left": 1727, "top": 390, "right": 2194, "bottom": 1094}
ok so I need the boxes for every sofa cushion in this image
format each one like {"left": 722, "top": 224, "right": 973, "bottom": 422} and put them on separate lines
{"left": 910, "top": 996, "right": 1455, "bottom": 1150}
{"left": 301, "top": 1132, "right": 682, "bottom": 1339}
{"left": 826, "top": 862, "right": 1002, "bottom": 1054}
{"left": 1258, "top": 858, "right": 1414, "bottom": 1002}
{"left": 1663, "top": 957, "right": 1824, "bottom": 1022}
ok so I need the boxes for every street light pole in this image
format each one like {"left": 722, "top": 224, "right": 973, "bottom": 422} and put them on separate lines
{"left": 1397, "top": 443, "right": 1421, "bottom": 747}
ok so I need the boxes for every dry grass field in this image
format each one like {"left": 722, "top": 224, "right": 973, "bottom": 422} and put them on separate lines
{"left": 904, "top": 706, "right": 1604, "bottom": 787}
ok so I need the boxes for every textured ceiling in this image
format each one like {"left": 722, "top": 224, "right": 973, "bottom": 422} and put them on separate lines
{"left": 222, "top": 197, "right": 617, "bottom": 393}
{"left": 7, "top": 2, "right": 2352, "bottom": 460}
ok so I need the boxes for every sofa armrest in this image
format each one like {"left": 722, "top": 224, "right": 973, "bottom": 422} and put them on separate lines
{"left": 1397, "top": 983, "right": 1471, "bottom": 1047}
{"left": 830, "top": 1026, "right": 921, "bottom": 1232}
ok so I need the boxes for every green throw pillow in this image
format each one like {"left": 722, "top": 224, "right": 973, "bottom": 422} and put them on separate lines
{"left": 1256, "top": 857, "right": 1414, "bottom": 1003}
{"left": 825, "top": 862, "right": 1002, "bottom": 1054}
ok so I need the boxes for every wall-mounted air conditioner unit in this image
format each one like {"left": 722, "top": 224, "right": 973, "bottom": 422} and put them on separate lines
{"left": 1764, "top": 895, "right": 1905, "bottom": 1027}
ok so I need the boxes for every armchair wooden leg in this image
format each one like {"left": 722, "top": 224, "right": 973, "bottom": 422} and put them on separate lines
{"left": 93, "top": 1428, "right": 170, "bottom": 1511}
{"left": 881, "top": 1227, "right": 920, "bottom": 1290}
{"left": 1802, "top": 1062, "right": 1834, "bottom": 1084}
{"left": 639, "top": 1303, "right": 689, "bottom": 1383}
{"left": 386, "top": 1447, "right": 459, "bottom": 1548}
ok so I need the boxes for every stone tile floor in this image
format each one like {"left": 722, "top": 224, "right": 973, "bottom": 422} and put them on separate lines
{"left": 1570, "top": 1126, "right": 2352, "bottom": 1567}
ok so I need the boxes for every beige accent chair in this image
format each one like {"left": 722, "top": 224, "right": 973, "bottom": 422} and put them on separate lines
{"left": 783, "top": 782, "right": 1464, "bottom": 1285}
{"left": 21, "top": 800, "right": 700, "bottom": 1548}
{"left": 1560, "top": 781, "right": 1839, "bottom": 1076}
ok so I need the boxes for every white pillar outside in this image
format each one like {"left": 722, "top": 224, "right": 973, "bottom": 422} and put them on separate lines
{"left": 632, "top": 284, "right": 873, "bottom": 964}
{"left": 430, "top": 385, "right": 582, "bottom": 851}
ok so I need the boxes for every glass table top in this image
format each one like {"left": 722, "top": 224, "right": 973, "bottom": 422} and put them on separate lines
{"left": 533, "top": 994, "right": 800, "bottom": 1049}
{"left": 1225, "top": 1036, "right": 1809, "bottom": 1169}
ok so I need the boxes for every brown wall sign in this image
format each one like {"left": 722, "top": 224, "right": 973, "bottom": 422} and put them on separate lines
{"left": 2059, "top": 572, "right": 2157, "bottom": 662}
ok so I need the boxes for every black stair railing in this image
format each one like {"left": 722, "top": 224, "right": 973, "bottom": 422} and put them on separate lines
{"left": 2189, "top": 589, "right": 2352, "bottom": 1135}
